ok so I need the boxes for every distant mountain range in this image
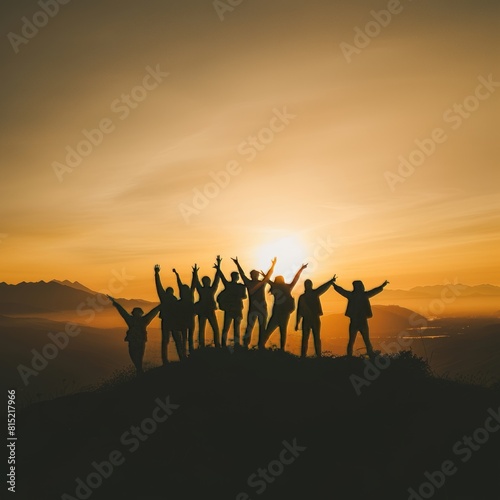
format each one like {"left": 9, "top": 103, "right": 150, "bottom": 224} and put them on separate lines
{"left": 382, "top": 283, "right": 500, "bottom": 299}
{"left": 0, "top": 280, "right": 153, "bottom": 314}
{"left": 0, "top": 280, "right": 498, "bottom": 317}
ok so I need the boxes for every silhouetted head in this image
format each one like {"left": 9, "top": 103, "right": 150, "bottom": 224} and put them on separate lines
{"left": 132, "top": 307, "right": 144, "bottom": 317}
{"left": 304, "top": 279, "right": 313, "bottom": 291}
{"left": 274, "top": 275, "right": 285, "bottom": 285}
{"left": 165, "top": 286, "right": 174, "bottom": 296}
{"left": 353, "top": 280, "right": 365, "bottom": 292}
{"left": 202, "top": 276, "right": 211, "bottom": 286}
{"left": 181, "top": 284, "right": 191, "bottom": 299}
{"left": 231, "top": 271, "right": 239, "bottom": 282}
{"left": 250, "top": 270, "right": 260, "bottom": 280}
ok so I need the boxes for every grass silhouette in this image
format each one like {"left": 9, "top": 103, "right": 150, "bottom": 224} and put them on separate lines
{"left": 15, "top": 348, "right": 500, "bottom": 500}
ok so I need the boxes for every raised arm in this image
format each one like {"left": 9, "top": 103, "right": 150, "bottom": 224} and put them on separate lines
{"left": 154, "top": 265, "right": 168, "bottom": 302}
{"left": 192, "top": 265, "right": 202, "bottom": 294}
{"left": 107, "top": 295, "right": 131, "bottom": 322}
{"left": 332, "top": 282, "right": 350, "bottom": 299}
{"left": 290, "top": 263, "right": 308, "bottom": 290}
{"left": 214, "top": 257, "right": 229, "bottom": 287}
{"left": 314, "top": 275, "right": 337, "bottom": 296}
{"left": 143, "top": 305, "right": 161, "bottom": 325}
{"left": 249, "top": 257, "right": 276, "bottom": 294}
{"left": 172, "top": 269, "right": 183, "bottom": 296}
{"left": 366, "top": 280, "right": 389, "bottom": 298}
{"left": 191, "top": 264, "right": 199, "bottom": 294}
{"left": 232, "top": 257, "right": 249, "bottom": 286}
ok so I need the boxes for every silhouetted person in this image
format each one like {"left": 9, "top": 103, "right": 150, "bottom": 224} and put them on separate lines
{"left": 154, "top": 265, "right": 185, "bottom": 363}
{"left": 296, "top": 275, "right": 336, "bottom": 358}
{"left": 214, "top": 258, "right": 247, "bottom": 348}
{"left": 261, "top": 263, "right": 308, "bottom": 351}
{"left": 193, "top": 256, "right": 221, "bottom": 348}
{"left": 107, "top": 295, "right": 160, "bottom": 376}
{"left": 232, "top": 256, "right": 276, "bottom": 349}
{"left": 173, "top": 267, "right": 196, "bottom": 355}
{"left": 333, "top": 279, "right": 389, "bottom": 358}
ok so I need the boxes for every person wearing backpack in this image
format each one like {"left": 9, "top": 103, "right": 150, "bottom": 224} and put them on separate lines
{"left": 107, "top": 295, "right": 160, "bottom": 376}
{"left": 192, "top": 256, "right": 222, "bottom": 348}
{"left": 231, "top": 256, "right": 276, "bottom": 349}
{"left": 295, "top": 275, "right": 337, "bottom": 358}
{"left": 260, "top": 263, "right": 308, "bottom": 351}
{"left": 214, "top": 257, "right": 247, "bottom": 348}
{"left": 333, "top": 278, "right": 389, "bottom": 359}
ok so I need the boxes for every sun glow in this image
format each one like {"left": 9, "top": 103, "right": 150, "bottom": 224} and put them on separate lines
{"left": 254, "top": 235, "right": 307, "bottom": 281}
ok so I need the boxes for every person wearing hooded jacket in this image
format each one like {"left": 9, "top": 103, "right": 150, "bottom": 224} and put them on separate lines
{"left": 332, "top": 278, "right": 389, "bottom": 358}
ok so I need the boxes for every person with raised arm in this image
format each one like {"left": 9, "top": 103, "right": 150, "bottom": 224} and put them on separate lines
{"left": 214, "top": 257, "right": 247, "bottom": 348}
{"left": 172, "top": 267, "right": 197, "bottom": 355}
{"left": 154, "top": 264, "right": 185, "bottom": 363}
{"left": 232, "top": 256, "right": 276, "bottom": 349}
{"left": 332, "top": 278, "right": 389, "bottom": 359}
{"left": 296, "top": 275, "right": 337, "bottom": 358}
{"left": 107, "top": 295, "right": 160, "bottom": 376}
{"left": 261, "top": 263, "right": 308, "bottom": 351}
{"left": 192, "top": 256, "right": 221, "bottom": 348}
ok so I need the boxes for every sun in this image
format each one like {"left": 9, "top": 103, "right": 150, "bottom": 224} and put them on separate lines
{"left": 254, "top": 235, "right": 307, "bottom": 281}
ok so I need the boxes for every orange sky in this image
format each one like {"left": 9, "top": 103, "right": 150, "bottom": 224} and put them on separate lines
{"left": 1, "top": 0, "right": 499, "bottom": 301}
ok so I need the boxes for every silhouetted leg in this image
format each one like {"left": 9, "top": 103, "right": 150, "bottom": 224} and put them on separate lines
{"left": 359, "top": 320, "right": 375, "bottom": 358}
{"left": 161, "top": 322, "right": 170, "bottom": 365}
{"left": 312, "top": 318, "right": 322, "bottom": 357}
{"left": 347, "top": 321, "right": 358, "bottom": 356}
{"left": 188, "top": 325, "right": 195, "bottom": 354}
{"left": 234, "top": 316, "right": 242, "bottom": 347}
{"left": 301, "top": 322, "right": 310, "bottom": 358}
{"left": 279, "top": 319, "right": 288, "bottom": 351}
{"left": 187, "top": 316, "right": 194, "bottom": 354}
{"left": 243, "top": 310, "right": 258, "bottom": 348}
{"left": 257, "top": 312, "right": 267, "bottom": 349}
{"left": 171, "top": 329, "right": 185, "bottom": 360}
{"left": 198, "top": 316, "right": 206, "bottom": 348}
{"left": 128, "top": 341, "right": 145, "bottom": 376}
{"left": 207, "top": 311, "right": 220, "bottom": 347}
{"left": 222, "top": 313, "right": 232, "bottom": 347}
{"left": 261, "top": 314, "right": 278, "bottom": 349}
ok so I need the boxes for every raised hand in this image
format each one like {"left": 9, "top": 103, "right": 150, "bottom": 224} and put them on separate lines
{"left": 382, "top": 280, "right": 390, "bottom": 287}
{"left": 271, "top": 257, "right": 277, "bottom": 266}
{"left": 332, "top": 274, "right": 337, "bottom": 283}
{"left": 172, "top": 268, "right": 178, "bottom": 274}
{"left": 301, "top": 263, "right": 308, "bottom": 270}
{"left": 231, "top": 257, "right": 239, "bottom": 264}
{"left": 192, "top": 264, "right": 199, "bottom": 273}
{"left": 154, "top": 264, "right": 160, "bottom": 273}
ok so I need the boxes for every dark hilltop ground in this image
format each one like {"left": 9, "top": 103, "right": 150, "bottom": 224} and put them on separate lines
{"left": 13, "top": 348, "right": 500, "bottom": 500}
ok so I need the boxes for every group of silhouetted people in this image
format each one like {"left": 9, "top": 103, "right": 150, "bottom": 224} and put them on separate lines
{"left": 108, "top": 256, "right": 389, "bottom": 376}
